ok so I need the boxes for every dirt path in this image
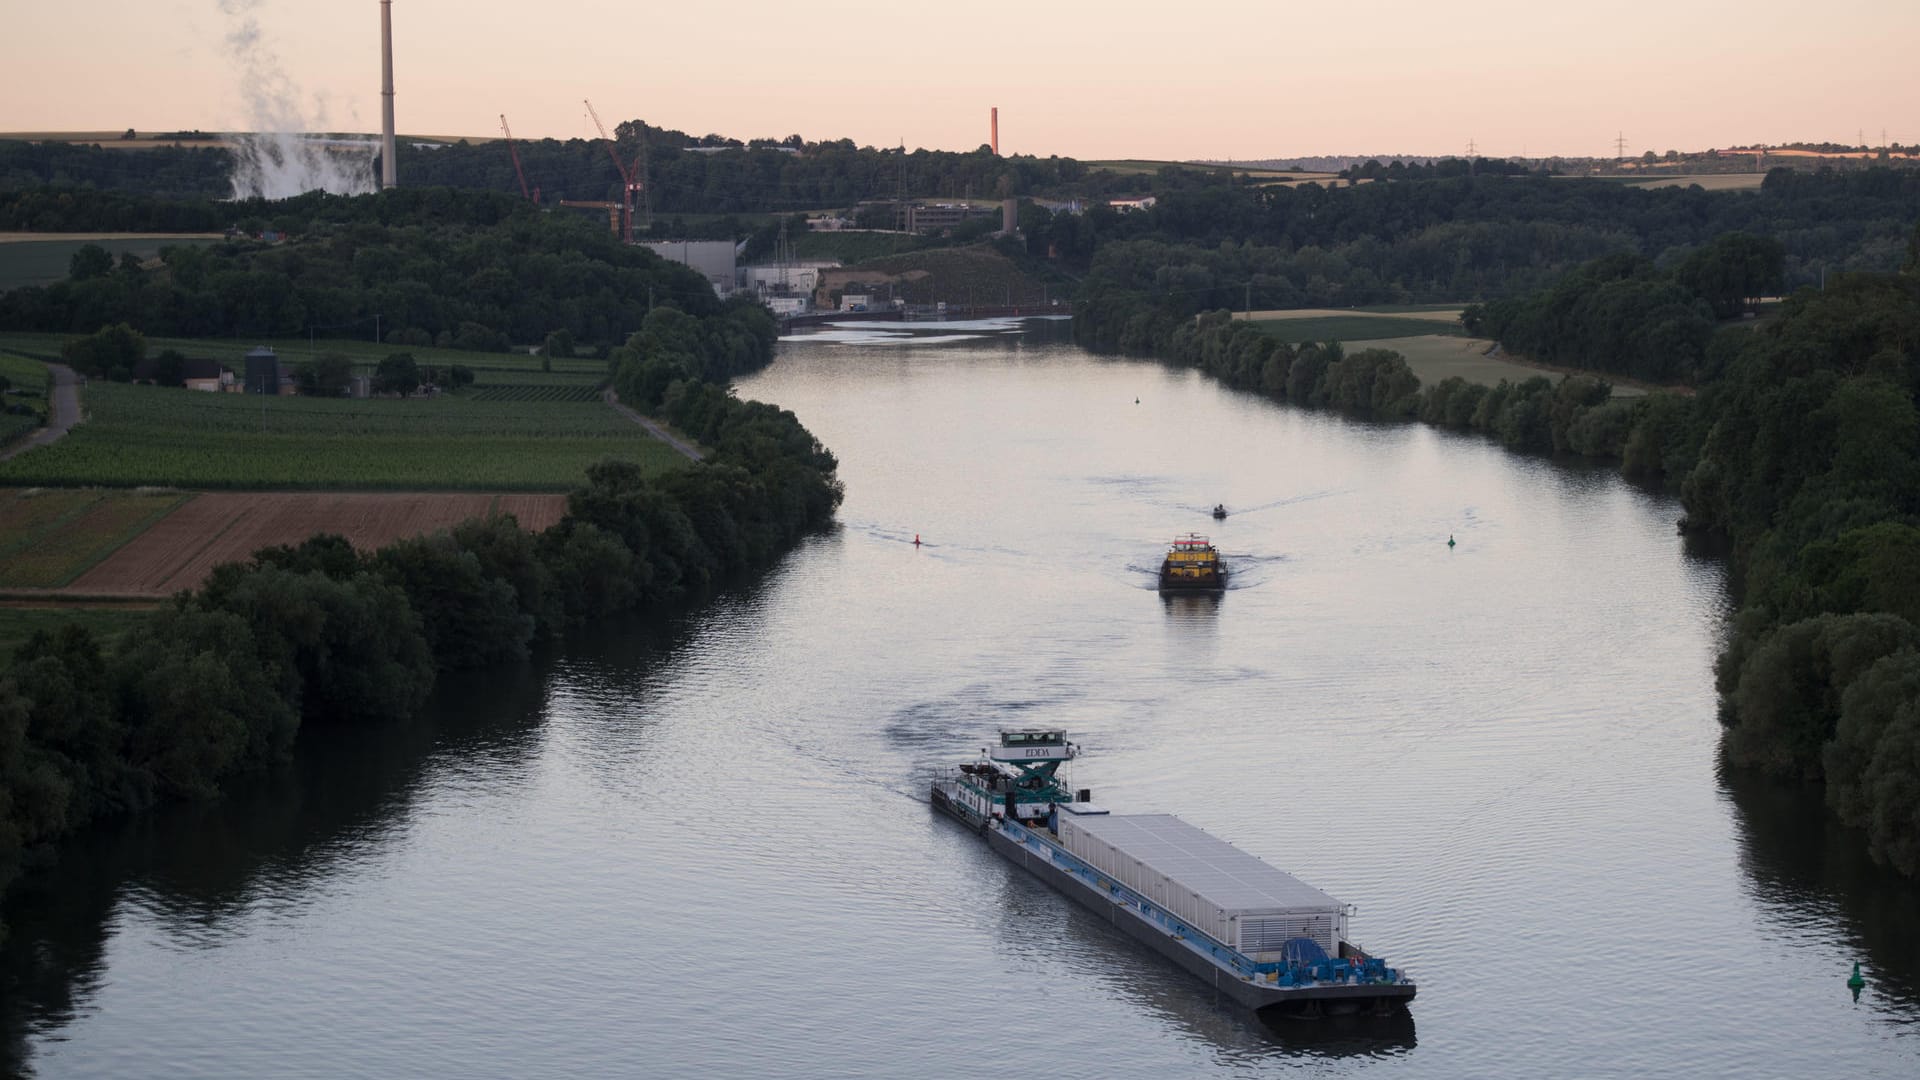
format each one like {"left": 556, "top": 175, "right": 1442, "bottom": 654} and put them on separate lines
{"left": 0, "top": 363, "right": 80, "bottom": 463}
{"left": 603, "top": 389, "right": 704, "bottom": 462}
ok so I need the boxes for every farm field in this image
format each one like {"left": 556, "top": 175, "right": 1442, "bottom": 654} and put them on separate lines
{"left": 0, "top": 380, "right": 685, "bottom": 490}
{"left": 56, "top": 490, "right": 567, "bottom": 596}
{"left": 1250, "top": 313, "right": 1466, "bottom": 343}
{"left": 0, "top": 488, "right": 190, "bottom": 587}
{"left": 1625, "top": 174, "right": 1768, "bottom": 191}
{"left": 0, "top": 235, "right": 224, "bottom": 291}
{"left": 0, "top": 332, "right": 606, "bottom": 389}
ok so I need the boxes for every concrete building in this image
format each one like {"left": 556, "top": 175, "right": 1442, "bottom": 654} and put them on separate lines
{"left": 739, "top": 261, "right": 838, "bottom": 297}
{"left": 905, "top": 202, "right": 994, "bottom": 234}
{"left": 642, "top": 240, "right": 738, "bottom": 297}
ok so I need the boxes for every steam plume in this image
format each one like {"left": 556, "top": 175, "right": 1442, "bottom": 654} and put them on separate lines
{"left": 218, "top": 0, "right": 376, "bottom": 199}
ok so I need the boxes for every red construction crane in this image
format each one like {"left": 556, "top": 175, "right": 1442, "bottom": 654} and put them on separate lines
{"left": 498, "top": 114, "right": 538, "bottom": 203}
{"left": 584, "top": 99, "right": 643, "bottom": 244}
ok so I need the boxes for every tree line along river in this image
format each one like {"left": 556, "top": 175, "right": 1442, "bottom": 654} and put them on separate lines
{"left": 2, "top": 319, "right": 1915, "bottom": 1079}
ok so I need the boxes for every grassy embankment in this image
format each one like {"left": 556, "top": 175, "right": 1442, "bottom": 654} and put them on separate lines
{"left": 1244, "top": 309, "right": 1650, "bottom": 398}
{"left": 790, "top": 231, "right": 937, "bottom": 263}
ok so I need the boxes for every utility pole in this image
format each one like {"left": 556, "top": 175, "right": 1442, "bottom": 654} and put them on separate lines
{"left": 1614, "top": 131, "right": 1627, "bottom": 161}
{"left": 1244, "top": 281, "right": 1251, "bottom": 320}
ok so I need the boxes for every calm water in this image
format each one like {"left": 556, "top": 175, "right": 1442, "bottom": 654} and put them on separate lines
{"left": 4, "top": 321, "right": 1917, "bottom": 1078}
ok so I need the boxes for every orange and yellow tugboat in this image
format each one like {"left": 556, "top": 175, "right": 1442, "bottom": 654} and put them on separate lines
{"left": 1158, "top": 533, "right": 1227, "bottom": 591}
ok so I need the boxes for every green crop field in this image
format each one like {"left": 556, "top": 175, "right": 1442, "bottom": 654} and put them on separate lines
{"left": 1252, "top": 315, "right": 1466, "bottom": 343}
{"left": 0, "top": 333, "right": 606, "bottom": 380}
{"left": 0, "top": 381, "right": 684, "bottom": 490}
{"left": 468, "top": 384, "right": 602, "bottom": 403}
{"left": 0, "top": 488, "right": 189, "bottom": 587}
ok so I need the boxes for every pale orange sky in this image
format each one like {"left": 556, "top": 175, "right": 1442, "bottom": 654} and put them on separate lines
{"left": 3, "top": 0, "right": 1915, "bottom": 160}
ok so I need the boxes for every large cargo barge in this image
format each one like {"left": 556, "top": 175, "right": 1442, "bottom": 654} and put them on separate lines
{"left": 932, "top": 730, "right": 1416, "bottom": 1017}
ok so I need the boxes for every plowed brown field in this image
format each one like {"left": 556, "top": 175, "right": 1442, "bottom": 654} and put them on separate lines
{"left": 64, "top": 491, "right": 566, "bottom": 596}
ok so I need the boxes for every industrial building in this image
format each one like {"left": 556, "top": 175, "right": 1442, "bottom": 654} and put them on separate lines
{"left": 739, "top": 261, "right": 837, "bottom": 298}
{"left": 905, "top": 202, "right": 995, "bottom": 234}
{"left": 642, "top": 240, "right": 739, "bottom": 297}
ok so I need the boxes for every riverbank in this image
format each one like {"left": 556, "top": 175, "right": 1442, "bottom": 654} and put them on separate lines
{"left": 0, "top": 303, "right": 843, "bottom": 954}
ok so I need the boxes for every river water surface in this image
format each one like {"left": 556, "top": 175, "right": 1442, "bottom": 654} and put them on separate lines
{"left": 4, "top": 321, "right": 1917, "bottom": 1078}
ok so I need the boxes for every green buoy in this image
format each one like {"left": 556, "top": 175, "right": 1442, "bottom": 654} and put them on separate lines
{"left": 1849, "top": 961, "right": 1865, "bottom": 1002}
{"left": 1447, "top": 534, "right": 1456, "bottom": 549}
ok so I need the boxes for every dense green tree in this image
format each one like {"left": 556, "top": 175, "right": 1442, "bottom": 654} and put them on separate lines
{"left": 1723, "top": 613, "right": 1920, "bottom": 781}
{"left": 374, "top": 534, "right": 534, "bottom": 669}
{"left": 114, "top": 608, "right": 297, "bottom": 798}
{"left": 58, "top": 322, "right": 145, "bottom": 379}
{"left": 1676, "top": 232, "right": 1786, "bottom": 318}
{"left": 295, "top": 353, "right": 356, "bottom": 396}
{"left": 67, "top": 244, "right": 111, "bottom": 281}
{"left": 374, "top": 352, "right": 420, "bottom": 397}
{"left": 9, "top": 626, "right": 136, "bottom": 819}
{"left": 195, "top": 562, "right": 435, "bottom": 726}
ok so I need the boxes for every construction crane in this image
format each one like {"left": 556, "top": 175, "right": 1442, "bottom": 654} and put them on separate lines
{"left": 584, "top": 98, "right": 644, "bottom": 244}
{"left": 498, "top": 114, "right": 537, "bottom": 203}
{"left": 499, "top": 114, "right": 537, "bottom": 202}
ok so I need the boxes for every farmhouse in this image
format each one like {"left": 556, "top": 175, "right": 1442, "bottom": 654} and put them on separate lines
{"left": 131, "top": 355, "right": 234, "bottom": 392}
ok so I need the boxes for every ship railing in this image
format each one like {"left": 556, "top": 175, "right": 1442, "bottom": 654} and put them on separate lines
{"left": 1000, "top": 819, "right": 1407, "bottom": 989}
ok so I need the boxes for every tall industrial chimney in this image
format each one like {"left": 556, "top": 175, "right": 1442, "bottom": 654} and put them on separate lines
{"left": 990, "top": 107, "right": 999, "bottom": 156}
{"left": 380, "top": 0, "right": 397, "bottom": 188}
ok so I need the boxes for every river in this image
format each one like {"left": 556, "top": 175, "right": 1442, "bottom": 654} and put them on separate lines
{"left": 3, "top": 320, "right": 1916, "bottom": 1078}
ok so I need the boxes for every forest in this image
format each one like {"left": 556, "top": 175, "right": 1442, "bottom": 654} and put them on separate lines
{"left": 0, "top": 126, "right": 1165, "bottom": 215}
{"left": 0, "top": 188, "right": 726, "bottom": 348}
{"left": 1052, "top": 168, "right": 1920, "bottom": 312}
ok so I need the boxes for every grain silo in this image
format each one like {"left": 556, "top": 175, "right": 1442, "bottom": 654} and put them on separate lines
{"left": 244, "top": 346, "right": 282, "bottom": 395}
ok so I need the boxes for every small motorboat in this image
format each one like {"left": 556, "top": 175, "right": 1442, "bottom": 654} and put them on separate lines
{"left": 1211, "top": 504, "right": 1227, "bottom": 520}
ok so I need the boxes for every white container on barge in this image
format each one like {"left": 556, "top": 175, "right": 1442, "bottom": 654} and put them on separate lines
{"left": 1054, "top": 811, "right": 1347, "bottom": 958}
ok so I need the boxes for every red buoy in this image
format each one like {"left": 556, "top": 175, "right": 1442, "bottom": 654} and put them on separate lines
{"left": 914, "top": 534, "right": 921, "bottom": 546}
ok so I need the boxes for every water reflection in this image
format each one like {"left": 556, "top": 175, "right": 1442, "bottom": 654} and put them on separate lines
{"left": 0, "top": 657, "right": 562, "bottom": 1076}
{"left": 1159, "top": 590, "right": 1223, "bottom": 623}
{"left": 1721, "top": 763, "right": 1920, "bottom": 1020}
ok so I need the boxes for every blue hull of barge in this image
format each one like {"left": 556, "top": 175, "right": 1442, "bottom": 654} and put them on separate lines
{"left": 980, "top": 819, "right": 1416, "bottom": 1016}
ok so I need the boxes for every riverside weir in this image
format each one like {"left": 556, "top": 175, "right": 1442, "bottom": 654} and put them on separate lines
{"left": 932, "top": 729, "right": 1417, "bottom": 1017}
